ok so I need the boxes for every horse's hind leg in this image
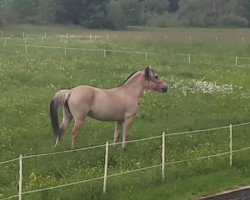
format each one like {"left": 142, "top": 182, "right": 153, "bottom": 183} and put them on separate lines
{"left": 114, "top": 121, "right": 123, "bottom": 145}
{"left": 71, "top": 118, "right": 84, "bottom": 149}
{"left": 54, "top": 106, "right": 72, "bottom": 147}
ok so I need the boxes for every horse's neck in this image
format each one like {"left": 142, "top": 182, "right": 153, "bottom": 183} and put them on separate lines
{"left": 119, "top": 72, "right": 146, "bottom": 99}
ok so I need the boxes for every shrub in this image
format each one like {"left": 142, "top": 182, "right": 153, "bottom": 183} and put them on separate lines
{"left": 0, "top": 11, "right": 18, "bottom": 26}
{"left": 146, "top": 12, "right": 180, "bottom": 27}
{"left": 218, "top": 14, "right": 248, "bottom": 27}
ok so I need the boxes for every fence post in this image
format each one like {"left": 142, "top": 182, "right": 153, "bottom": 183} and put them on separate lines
{"left": 188, "top": 54, "right": 191, "bottom": 63}
{"left": 25, "top": 45, "right": 28, "bottom": 54}
{"left": 162, "top": 132, "right": 165, "bottom": 180}
{"left": 19, "top": 155, "right": 23, "bottom": 200}
{"left": 103, "top": 142, "right": 109, "bottom": 193}
{"left": 235, "top": 56, "right": 238, "bottom": 66}
{"left": 229, "top": 124, "right": 233, "bottom": 166}
{"left": 145, "top": 52, "right": 148, "bottom": 62}
{"left": 3, "top": 38, "right": 7, "bottom": 47}
{"left": 103, "top": 49, "right": 106, "bottom": 58}
{"left": 64, "top": 48, "right": 67, "bottom": 55}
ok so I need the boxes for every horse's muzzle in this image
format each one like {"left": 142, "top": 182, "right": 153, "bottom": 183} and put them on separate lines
{"left": 161, "top": 85, "right": 168, "bottom": 93}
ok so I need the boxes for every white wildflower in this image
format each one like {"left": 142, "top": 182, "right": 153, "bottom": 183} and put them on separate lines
{"left": 171, "top": 78, "right": 234, "bottom": 95}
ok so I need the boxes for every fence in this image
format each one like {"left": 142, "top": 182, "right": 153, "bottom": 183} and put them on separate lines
{"left": 1, "top": 122, "right": 250, "bottom": 200}
{"left": 2, "top": 32, "right": 250, "bottom": 66}
{"left": 0, "top": 31, "right": 249, "bottom": 41}
{"left": 2, "top": 41, "right": 250, "bottom": 66}
{"left": 16, "top": 44, "right": 156, "bottom": 62}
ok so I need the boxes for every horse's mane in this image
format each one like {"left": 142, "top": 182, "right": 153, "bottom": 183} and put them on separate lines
{"left": 118, "top": 71, "right": 139, "bottom": 86}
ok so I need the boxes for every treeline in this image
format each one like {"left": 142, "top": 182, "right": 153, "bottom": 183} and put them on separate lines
{"left": 1, "top": 0, "right": 250, "bottom": 29}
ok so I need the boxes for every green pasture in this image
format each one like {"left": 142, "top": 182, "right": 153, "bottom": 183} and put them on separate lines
{"left": 0, "top": 25, "right": 250, "bottom": 200}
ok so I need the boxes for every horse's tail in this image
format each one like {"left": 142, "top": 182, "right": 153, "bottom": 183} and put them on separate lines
{"left": 50, "top": 90, "right": 71, "bottom": 138}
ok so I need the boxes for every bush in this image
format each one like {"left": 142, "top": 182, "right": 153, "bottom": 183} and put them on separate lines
{"left": 218, "top": 14, "right": 248, "bottom": 27}
{"left": 0, "top": 11, "right": 18, "bottom": 26}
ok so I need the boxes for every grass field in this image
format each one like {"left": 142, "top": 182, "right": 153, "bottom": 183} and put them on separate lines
{"left": 0, "top": 25, "right": 250, "bottom": 200}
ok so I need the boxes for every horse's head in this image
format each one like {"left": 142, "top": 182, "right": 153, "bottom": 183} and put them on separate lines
{"left": 144, "top": 66, "right": 168, "bottom": 93}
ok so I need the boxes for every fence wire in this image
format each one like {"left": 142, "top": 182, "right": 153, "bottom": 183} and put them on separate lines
{"left": 1, "top": 121, "right": 250, "bottom": 200}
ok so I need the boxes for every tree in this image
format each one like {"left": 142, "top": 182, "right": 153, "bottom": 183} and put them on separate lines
{"left": 12, "top": 0, "right": 39, "bottom": 22}
{"left": 142, "top": 0, "right": 169, "bottom": 15}
{"left": 35, "top": 0, "right": 56, "bottom": 24}
{"left": 120, "top": 0, "right": 145, "bottom": 25}
{"left": 240, "top": 0, "right": 250, "bottom": 26}
{"left": 106, "top": 0, "right": 127, "bottom": 29}
{"left": 177, "top": 0, "right": 249, "bottom": 27}
{"left": 168, "top": 0, "right": 179, "bottom": 12}
{"left": 81, "top": 0, "right": 109, "bottom": 28}
{"left": 177, "top": 0, "right": 210, "bottom": 26}
{"left": 1, "top": 0, "right": 250, "bottom": 29}
{"left": 10, "top": 0, "right": 55, "bottom": 24}
{"left": 54, "top": 0, "right": 84, "bottom": 24}
{"left": 55, "top": 0, "right": 109, "bottom": 28}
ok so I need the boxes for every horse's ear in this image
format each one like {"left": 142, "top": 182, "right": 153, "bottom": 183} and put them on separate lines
{"left": 145, "top": 66, "right": 150, "bottom": 79}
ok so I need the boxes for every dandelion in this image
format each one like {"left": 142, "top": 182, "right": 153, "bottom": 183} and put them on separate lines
{"left": 30, "top": 172, "right": 40, "bottom": 182}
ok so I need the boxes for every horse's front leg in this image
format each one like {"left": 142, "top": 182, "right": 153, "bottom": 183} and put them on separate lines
{"left": 114, "top": 121, "right": 123, "bottom": 145}
{"left": 122, "top": 116, "right": 134, "bottom": 149}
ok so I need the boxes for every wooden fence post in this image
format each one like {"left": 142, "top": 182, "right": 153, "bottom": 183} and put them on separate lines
{"left": 19, "top": 155, "right": 23, "bottom": 200}
{"left": 162, "top": 132, "right": 166, "bottom": 180}
{"left": 229, "top": 124, "right": 233, "bottom": 166}
{"left": 103, "top": 142, "right": 109, "bottom": 193}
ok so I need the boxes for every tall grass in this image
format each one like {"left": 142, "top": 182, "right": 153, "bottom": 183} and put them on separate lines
{"left": 0, "top": 25, "right": 250, "bottom": 199}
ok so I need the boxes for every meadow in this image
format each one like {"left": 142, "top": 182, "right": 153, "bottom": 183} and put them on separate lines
{"left": 0, "top": 25, "right": 250, "bottom": 200}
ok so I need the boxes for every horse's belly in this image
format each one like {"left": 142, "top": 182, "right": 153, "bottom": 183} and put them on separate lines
{"left": 87, "top": 109, "right": 124, "bottom": 121}
{"left": 88, "top": 89, "right": 136, "bottom": 121}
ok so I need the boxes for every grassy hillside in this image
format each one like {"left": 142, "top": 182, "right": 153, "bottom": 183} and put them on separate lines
{"left": 0, "top": 25, "right": 250, "bottom": 199}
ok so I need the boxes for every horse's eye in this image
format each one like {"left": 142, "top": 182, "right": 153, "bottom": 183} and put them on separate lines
{"left": 154, "top": 75, "right": 159, "bottom": 79}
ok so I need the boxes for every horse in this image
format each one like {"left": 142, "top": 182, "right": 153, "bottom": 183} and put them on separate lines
{"left": 50, "top": 66, "right": 168, "bottom": 149}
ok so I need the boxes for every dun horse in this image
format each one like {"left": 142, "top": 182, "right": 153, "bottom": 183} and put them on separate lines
{"left": 50, "top": 66, "right": 168, "bottom": 149}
